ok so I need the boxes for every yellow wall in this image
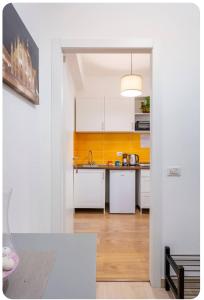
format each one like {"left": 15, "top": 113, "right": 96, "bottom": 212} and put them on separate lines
{"left": 74, "top": 133, "right": 150, "bottom": 164}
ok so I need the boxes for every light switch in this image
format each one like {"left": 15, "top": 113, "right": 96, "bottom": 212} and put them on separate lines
{"left": 167, "top": 167, "right": 181, "bottom": 177}
{"left": 117, "top": 152, "right": 123, "bottom": 157}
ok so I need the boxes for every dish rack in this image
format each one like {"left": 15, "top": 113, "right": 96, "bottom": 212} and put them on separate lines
{"left": 165, "top": 246, "right": 200, "bottom": 299}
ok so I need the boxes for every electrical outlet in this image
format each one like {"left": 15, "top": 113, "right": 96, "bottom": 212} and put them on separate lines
{"left": 167, "top": 167, "right": 181, "bottom": 177}
{"left": 117, "top": 152, "right": 123, "bottom": 157}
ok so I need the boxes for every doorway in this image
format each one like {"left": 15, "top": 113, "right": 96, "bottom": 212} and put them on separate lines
{"left": 51, "top": 39, "right": 162, "bottom": 287}
{"left": 67, "top": 51, "right": 151, "bottom": 281}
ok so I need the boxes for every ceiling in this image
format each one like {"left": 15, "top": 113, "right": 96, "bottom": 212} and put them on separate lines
{"left": 77, "top": 53, "right": 151, "bottom": 76}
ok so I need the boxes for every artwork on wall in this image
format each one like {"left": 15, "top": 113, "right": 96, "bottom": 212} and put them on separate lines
{"left": 3, "top": 4, "right": 39, "bottom": 104}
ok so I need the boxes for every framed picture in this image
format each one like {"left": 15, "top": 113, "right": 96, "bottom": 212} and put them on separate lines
{"left": 3, "top": 4, "right": 39, "bottom": 104}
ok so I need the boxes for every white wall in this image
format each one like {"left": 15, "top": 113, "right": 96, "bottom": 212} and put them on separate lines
{"left": 3, "top": 3, "right": 199, "bottom": 266}
{"left": 3, "top": 83, "right": 51, "bottom": 233}
{"left": 76, "top": 71, "right": 151, "bottom": 98}
{"left": 63, "top": 56, "right": 75, "bottom": 232}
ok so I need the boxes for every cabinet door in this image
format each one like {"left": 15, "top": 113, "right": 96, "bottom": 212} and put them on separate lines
{"left": 76, "top": 97, "right": 105, "bottom": 132}
{"left": 141, "top": 169, "right": 150, "bottom": 177}
{"left": 141, "top": 170, "right": 150, "bottom": 193}
{"left": 110, "top": 170, "right": 135, "bottom": 213}
{"left": 105, "top": 97, "right": 135, "bottom": 132}
{"left": 140, "top": 193, "right": 150, "bottom": 209}
{"left": 141, "top": 177, "right": 150, "bottom": 193}
{"left": 139, "top": 169, "right": 150, "bottom": 210}
{"left": 74, "top": 169, "right": 105, "bottom": 208}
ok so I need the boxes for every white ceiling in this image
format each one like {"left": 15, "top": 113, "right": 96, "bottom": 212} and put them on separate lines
{"left": 77, "top": 53, "right": 151, "bottom": 76}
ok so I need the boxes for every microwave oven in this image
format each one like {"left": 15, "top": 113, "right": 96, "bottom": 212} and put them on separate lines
{"left": 135, "top": 121, "right": 150, "bottom": 131}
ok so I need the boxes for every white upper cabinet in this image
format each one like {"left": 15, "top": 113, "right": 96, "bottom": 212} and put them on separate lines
{"left": 76, "top": 97, "right": 105, "bottom": 132}
{"left": 75, "top": 96, "right": 135, "bottom": 132}
{"left": 105, "top": 97, "right": 135, "bottom": 132}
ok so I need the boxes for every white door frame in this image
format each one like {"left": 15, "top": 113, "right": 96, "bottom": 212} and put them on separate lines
{"left": 51, "top": 38, "right": 162, "bottom": 287}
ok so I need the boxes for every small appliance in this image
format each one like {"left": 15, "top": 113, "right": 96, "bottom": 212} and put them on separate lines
{"left": 135, "top": 121, "right": 150, "bottom": 131}
{"left": 129, "top": 154, "right": 139, "bottom": 166}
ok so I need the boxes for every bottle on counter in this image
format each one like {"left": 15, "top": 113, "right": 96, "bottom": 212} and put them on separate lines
{"left": 122, "top": 153, "right": 128, "bottom": 166}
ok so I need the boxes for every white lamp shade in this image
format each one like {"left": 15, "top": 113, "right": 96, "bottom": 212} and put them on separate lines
{"left": 120, "top": 74, "right": 142, "bottom": 97}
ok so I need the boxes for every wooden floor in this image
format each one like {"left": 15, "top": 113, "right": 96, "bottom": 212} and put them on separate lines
{"left": 74, "top": 208, "right": 149, "bottom": 281}
{"left": 96, "top": 282, "right": 171, "bottom": 299}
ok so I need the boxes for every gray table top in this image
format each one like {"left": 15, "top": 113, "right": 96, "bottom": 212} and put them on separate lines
{"left": 5, "top": 233, "right": 96, "bottom": 299}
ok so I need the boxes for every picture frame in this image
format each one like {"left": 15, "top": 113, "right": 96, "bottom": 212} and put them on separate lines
{"left": 3, "top": 4, "right": 39, "bottom": 104}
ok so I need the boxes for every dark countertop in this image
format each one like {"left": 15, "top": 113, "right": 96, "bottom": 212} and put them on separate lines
{"left": 74, "top": 164, "right": 150, "bottom": 170}
{"left": 139, "top": 163, "right": 151, "bottom": 170}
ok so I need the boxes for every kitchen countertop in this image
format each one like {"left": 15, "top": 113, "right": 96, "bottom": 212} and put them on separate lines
{"left": 139, "top": 163, "right": 151, "bottom": 169}
{"left": 74, "top": 164, "right": 150, "bottom": 170}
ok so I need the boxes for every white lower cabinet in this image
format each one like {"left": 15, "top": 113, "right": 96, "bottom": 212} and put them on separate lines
{"left": 74, "top": 169, "right": 105, "bottom": 209}
{"left": 138, "top": 169, "right": 150, "bottom": 212}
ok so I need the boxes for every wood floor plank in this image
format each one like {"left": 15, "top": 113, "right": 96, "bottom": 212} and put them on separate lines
{"left": 96, "top": 282, "right": 171, "bottom": 299}
{"left": 74, "top": 209, "right": 149, "bottom": 281}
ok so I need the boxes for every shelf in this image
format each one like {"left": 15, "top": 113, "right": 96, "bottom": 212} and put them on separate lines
{"left": 134, "top": 130, "right": 150, "bottom": 134}
{"left": 135, "top": 96, "right": 150, "bottom": 100}
{"left": 135, "top": 113, "right": 150, "bottom": 115}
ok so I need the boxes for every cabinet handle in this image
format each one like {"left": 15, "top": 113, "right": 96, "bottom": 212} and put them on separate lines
{"left": 101, "top": 122, "right": 105, "bottom": 131}
{"left": 131, "top": 122, "right": 134, "bottom": 131}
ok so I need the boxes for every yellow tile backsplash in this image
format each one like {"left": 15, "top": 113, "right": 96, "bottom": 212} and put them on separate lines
{"left": 74, "top": 133, "right": 150, "bottom": 164}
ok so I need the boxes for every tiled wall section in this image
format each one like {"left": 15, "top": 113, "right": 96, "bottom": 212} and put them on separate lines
{"left": 74, "top": 133, "right": 150, "bottom": 164}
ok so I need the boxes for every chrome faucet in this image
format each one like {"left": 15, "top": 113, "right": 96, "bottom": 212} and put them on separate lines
{"left": 88, "top": 150, "right": 95, "bottom": 165}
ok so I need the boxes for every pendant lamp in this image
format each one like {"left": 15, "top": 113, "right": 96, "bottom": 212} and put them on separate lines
{"left": 120, "top": 53, "right": 142, "bottom": 97}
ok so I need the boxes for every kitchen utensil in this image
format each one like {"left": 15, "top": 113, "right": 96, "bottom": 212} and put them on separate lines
{"left": 129, "top": 154, "right": 139, "bottom": 166}
{"left": 115, "top": 160, "right": 121, "bottom": 167}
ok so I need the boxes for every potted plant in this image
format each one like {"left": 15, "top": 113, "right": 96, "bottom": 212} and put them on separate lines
{"left": 140, "top": 96, "right": 150, "bottom": 113}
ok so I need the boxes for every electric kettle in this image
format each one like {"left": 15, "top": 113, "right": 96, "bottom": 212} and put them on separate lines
{"left": 129, "top": 154, "right": 139, "bottom": 166}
